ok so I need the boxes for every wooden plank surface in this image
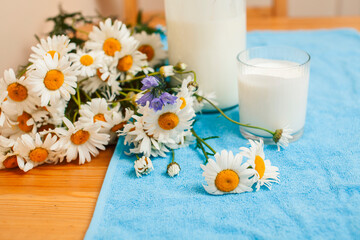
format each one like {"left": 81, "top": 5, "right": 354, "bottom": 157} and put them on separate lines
{"left": 0, "top": 17, "right": 359, "bottom": 240}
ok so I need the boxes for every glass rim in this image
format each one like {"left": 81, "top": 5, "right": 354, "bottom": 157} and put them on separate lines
{"left": 237, "top": 46, "right": 311, "bottom": 69}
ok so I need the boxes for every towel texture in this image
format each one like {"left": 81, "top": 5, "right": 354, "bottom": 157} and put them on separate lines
{"left": 85, "top": 29, "right": 360, "bottom": 239}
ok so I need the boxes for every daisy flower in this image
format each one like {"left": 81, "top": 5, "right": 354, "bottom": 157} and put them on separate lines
{"left": 86, "top": 18, "right": 137, "bottom": 62}
{"left": 122, "top": 115, "right": 166, "bottom": 157}
{"left": 80, "top": 65, "right": 120, "bottom": 94}
{"left": 134, "top": 156, "right": 154, "bottom": 177}
{"left": 239, "top": 139, "right": 280, "bottom": 190}
{"left": 1, "top": 111, "right": 38, "bottom": 139}
{"left": 273, "top": 127, "right": 293, "bottom": 151}
{"left": 51, "top": 118, "right": 110, "bottom": 164}
{"left": 69, "top": 48, "right": 104, "bottom": 78}
{"left": 142, "top": 99, "right": 195, "bottom": 144}
{"left": 27, "top": 53, "right": 78, "bottom": 106}
{"left": 133, "top": 31, "right": 167, "bottom": 67}
{"left": 193, "top": 88, "right": 217, "bottom": 113}
{"left": 78, "top": 98, "right": 113, "bottom": 130}
{"left": 0, "top": 68, "right": 39, "bottom": 115}
{"left": 111, "top": 41, "right": 147, "bottom": 79}
{"left": 0, "top": 90, "right": 15, "bottom": 128}
{"left": 105, "top": 108, "right": 133, "bottom": 143}
{"left": 44, "top": 99, "right": 67, "bottom": 126}
{"left": 200, "top": 150, "right": 257, "bottom": 195}
{"left": 167, "top": 162, "right": 180, "bottom": 177}
{"left": 0, "top": 151, "right": 21, "bottom": 170}
{"left": 176, "top": 76, "right": 196, "bottom": 111}
{"left": 159, "top": 65, "right": 174, "bottom": 77}
{"left": 29, "top": 35, "right": 76, "bottom": 63}
{"left": 13, "top": 133, "right": 63, "bottom": 172}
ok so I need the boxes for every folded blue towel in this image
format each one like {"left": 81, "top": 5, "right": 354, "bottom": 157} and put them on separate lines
{"left": 85, "top": 29, "right": 360, "bottom": 239}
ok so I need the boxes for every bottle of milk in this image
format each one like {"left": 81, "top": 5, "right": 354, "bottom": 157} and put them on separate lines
{"left": 165, "top": 0, "right": 247, "bottom": 110}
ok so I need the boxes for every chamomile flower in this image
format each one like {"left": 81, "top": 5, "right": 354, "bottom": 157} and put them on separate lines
{"left": 159, "top": 65, "right": 174, "bottom": 77}
{"left": 0, "top": 90, "right": 14, "bottom": 128}
{"left": 14, "top": 133, "right": 62, "bottom": 172}
{"left": 167, "top": 162, "right": 180, "bottom": 177}
{"left": 86, "top": 18, "right": 137, "bottom": 62}
{"left": 44, "top": 99, "right": 67, "bottom": 126}
{"left": 201, "top": 150, "right": 256, "bottom": 195}
{"left": 27, "top": 53, "right": 78, "bottom": 106}
{"left": 70, "top": 48, "right": 104, "bottom": 78}
{"left": 193, "top": 88, "right": 217, "bottom": 113}
{"left": 29, "top": 35, "right": 76, "bottom": 63}
{"left": 111, "top": 42, "right": 147, "bottom": 78}
{"left": 1, "top": 111, "right": 38, "bottom": 139}
{"left": 81, "top": 65, "right": 120, "bottom": 94}
{"left": 105, "top": 108, "right": 133, "bottom": 143}
{"left": 52, "top": 118, "right": 110, "bottom": 164}
{"left": 239, "top": 139, "right": 280, "bottom": 190}
{"left": 0, "top": 68, "right": 39, "bottom": 115}
{"left": 143, "top": 99, "right": 195, "bottom": 144}
{"left": 78, "top": 98, "right": 113, "bottom": 130}
{"left": 134, "top": 156, "right": 154, "bottom": 177}
{"left": 133, "top": 31, "right": 167, "bottom": 67}
{"left": 0, "top": 152, "right": 20, "bottom": 169}
{"left": 123, "top": 116, "right": 165, "bottom": 157}
{"left": 176, "top": 76, "right": 196, "bottom": 111}
{"left": 273, "top": 127, "right": 293, "bottom": 151}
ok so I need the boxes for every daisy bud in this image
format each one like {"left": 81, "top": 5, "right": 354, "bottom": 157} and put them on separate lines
{"left": 273, "top": 128, "right": 293, "bottom": 151}
{"left": 160, "top": 65, "right": 174, "bottom": 77}
{"left": 187, "top": 81, "right": 198, "bottom": 92}
{"left": 134, "top": 156, "right": 154, "bottom": 177}
{"left": 174, "top": 62, "right": 187, "bottom": 71}
{"left": 167, "top": 162, "right": 181, "bottom": 177}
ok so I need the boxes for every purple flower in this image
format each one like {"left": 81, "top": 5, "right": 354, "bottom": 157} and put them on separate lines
{"left": 141, "top": 76, "right": 159, "bottom": 90}
{"left": 150, "top": 98, "right": 163, "bottom": 111}
{"left": 160, "top": 92, "right": 177, "bottom": 105}
{"left": 136, "top": 92, "right": 154, "bottom": 106}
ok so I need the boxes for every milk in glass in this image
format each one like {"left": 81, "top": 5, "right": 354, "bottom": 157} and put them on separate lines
{"left": 238, "top": 58, "right": 309, "bottom": 137}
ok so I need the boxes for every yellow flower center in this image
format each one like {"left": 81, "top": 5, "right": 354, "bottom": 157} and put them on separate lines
{"left": 255, "top": 155, "right": 266, "bottom": 179}
{"left": 3, "top": 155, "right": 18, "bottom": 169}
{"left": 158, "top": 112, "right": 179, "bottom": 130}
{"left": 111, "top": 121, "right": 126, "bottom": 132}
{"left": 103, "top": 38, "right": 121, "bottom": 56}
{"left": 70, "top": 130, "right": 90, "bottom": 145}
{"left": 7, "top": 83, "right": 28, "bottom": 102}
{"left": 80, "top": 54, "right": 94, "bottom": 66}
{"left": 44, "top": 70, "right": 64, "bottom": 90}
{"left": 215, "top": 169, "right": 240, "bottom": 192}
{"left": 29, "top": 147, "right": 48, "bottom": 163}
{"left": 47, "top": 50, "right": 60, "bottom": 59}
{"left": 180, "top": 97, "right": 186, "bottom": 109}
{"left": 93, "top": 113, "right": 106, "bottom": 123}
{"left": 138, "top": 44, "right": 155, "bottom": 61}
{"left": 117, "top": 55, "right": 133, "bottom": 72}
{"left": 17, "top": 112, "right": 33, "bottom": 133}
{"left": 96, "top": 69, "right": 109, "bottom": 82}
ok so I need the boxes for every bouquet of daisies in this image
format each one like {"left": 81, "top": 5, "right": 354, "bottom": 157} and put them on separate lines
{"left": 0, "top": 10, "right": 292, "bottom": 195}
{"left": 0, "top": 11, "right": 218, "bottom": 173}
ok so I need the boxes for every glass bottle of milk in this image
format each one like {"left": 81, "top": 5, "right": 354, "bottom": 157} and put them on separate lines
{"left": 165, "top": 0, "right": 246, "bottom": 110}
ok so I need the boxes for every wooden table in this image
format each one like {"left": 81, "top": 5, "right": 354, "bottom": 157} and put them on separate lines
{"left": 1, "top": 17, "right": 359, "bottom": 240}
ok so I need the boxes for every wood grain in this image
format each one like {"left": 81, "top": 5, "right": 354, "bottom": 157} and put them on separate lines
{"left": 0, "top": 17, "right": 359, "bottom": 240}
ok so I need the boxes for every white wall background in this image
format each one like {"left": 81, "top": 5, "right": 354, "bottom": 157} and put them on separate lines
{"left": 0, "top": 0, "right": 359, "bottom": 74}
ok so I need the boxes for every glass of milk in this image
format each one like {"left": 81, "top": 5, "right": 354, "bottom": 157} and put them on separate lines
{"left": 237, "top": 46, "right": 311, "bottom": 143}
{"left": 164, "top": 0, "right": 246, "bottom": 110}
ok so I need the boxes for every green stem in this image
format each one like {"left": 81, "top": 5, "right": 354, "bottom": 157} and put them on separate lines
{"left": 197, "top": 94, "right": 275, "bottom": 135}
{"left": 119, "top": 72, "right": 160, "bottom": 83}
{"left": 71, "top": 95, "right": 80, "bottom": 108}
{"left": 197, "top": 138, "right": 210, "bottom": 164}
{"left": 191, "top": 129, "right": 217, "bottom": 155}
{"left": 95, "top": 91, "right": 102, "bottom": 99}
{"left": 76, "top": 87, "right": 81, "bottom": 106}
{"left": 112, "top": 97, "right": 133, "bottom": 103}
{"left": 121, "top": 88, "right": 142, "bottom": 93}
{"left": 175, "top": 70, "right": 197, "bottom": 83}
{"left": 135, "top": 154, "right": 140, "bottom": 160}
{"left": 83, "top": 91, "right": 92, "bottom": 102}
{"left": 118, "top": 91, "right": 128, "bottom": 97}
{"left": 73, "top": 110, "right": 78, "bottom": 122}
{"left": 171, "top": 149, "right": 175, "bottom": 163}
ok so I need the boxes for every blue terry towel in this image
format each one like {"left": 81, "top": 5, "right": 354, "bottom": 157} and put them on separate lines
{"left": 85, "top": 29, "right": 360, "bottom": 239}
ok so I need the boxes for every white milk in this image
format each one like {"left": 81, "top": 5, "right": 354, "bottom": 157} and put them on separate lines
{"left": 238, "top": 59, "right": 309, "bottom": 136}
{"left": 165, "top": 0, "right": 246, "bottom": 110}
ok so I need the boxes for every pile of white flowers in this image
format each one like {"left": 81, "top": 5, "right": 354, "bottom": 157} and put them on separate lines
{"left": 0, "top": 18, "right": 215, "bottom": 173}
